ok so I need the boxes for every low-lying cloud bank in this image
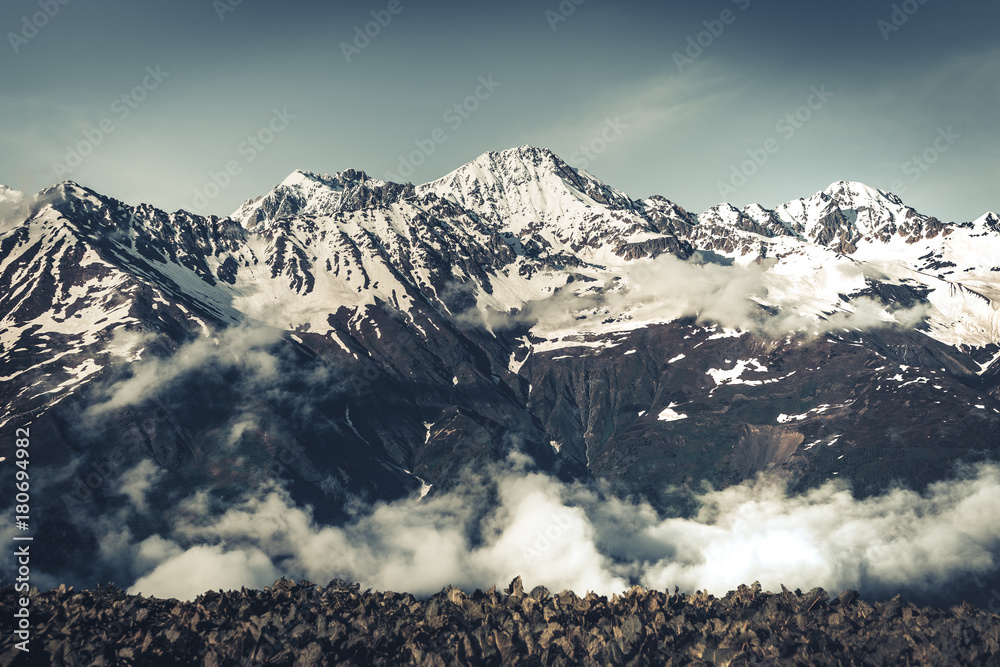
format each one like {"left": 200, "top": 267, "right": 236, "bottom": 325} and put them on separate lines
{"left": 123, "top": 456, "right": 1000, "bottom": 602}
{"left": 496, "top": 253, "right": 930, "bottom": 338}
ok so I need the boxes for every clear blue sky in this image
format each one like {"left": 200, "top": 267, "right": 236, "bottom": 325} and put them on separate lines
{"left": 1, "top": 0, "right": 997, "bottom": 221}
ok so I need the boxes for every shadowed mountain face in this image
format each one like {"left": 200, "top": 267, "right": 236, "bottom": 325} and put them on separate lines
{"left": 1, "top": 146, "right": 999, "bottom": 597}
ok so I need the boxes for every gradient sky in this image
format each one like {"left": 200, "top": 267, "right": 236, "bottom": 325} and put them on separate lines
{"left": 1, "top": 0, "right": 997, "bottom": 221}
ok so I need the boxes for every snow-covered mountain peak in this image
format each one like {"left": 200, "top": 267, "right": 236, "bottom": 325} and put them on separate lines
{"left": 278, "top": 169, "right": 331, "bottom": 189}
{"left": 973, "top": 211, "right": 1000, "bottom": 231}
{"left": 279, "top": 168, "right": 381, "bottom": 192}
{"left": 711, "top": 202, "right": 743, "bottom": 217}
{"left": 767, "top": 180, "right": 936, "bottom": 252}
{"left": 744, "top": 202, "right": 771, "bottom": 216}
{"left": 695, "top": 202, "right": 756, "bottom": 231}
{"left": 41, "top": 180, "right": 85, "bottom": 195}
{"left": 822, "top": 180, "right": 904, "bottom": 207}
{"left": 30, "top": 181, "right": 108, "bottom": 214}
{"left": 427, "top": 146, "right": 564, "bottom": 188}
{"left": 475, "top": 145, "right": 561, "bottom": 169}
{"left": 229, "top": 170, "right": 342, "bottom": 228}
{"left": 417, "top": 146, "right": 640, "bottom": 242}
{"left": 817, "top": 181, "right": 921, "bottom": 229}
{"left": 231, "top": 168, "right": 395, "bottom": 229}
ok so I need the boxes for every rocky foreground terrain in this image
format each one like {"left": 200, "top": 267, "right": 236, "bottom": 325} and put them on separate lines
{"left": 2, "top": 578, "right": 998, "bottom": 666}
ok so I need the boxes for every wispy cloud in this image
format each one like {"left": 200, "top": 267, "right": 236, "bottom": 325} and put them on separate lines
{"left": 466, "top": 254, "right": 930, "bottom": 340}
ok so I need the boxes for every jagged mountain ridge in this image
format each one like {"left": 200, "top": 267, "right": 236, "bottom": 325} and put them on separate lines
{"left": 2, "top": 145, "right": 998, "bottom": 442}
{"left": 2, "top": 146, "right": 1000, "bottom": 589}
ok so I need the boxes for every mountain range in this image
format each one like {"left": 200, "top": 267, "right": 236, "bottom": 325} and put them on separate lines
{"left": 1, "top": 145, "right": 999, "bottom": 593}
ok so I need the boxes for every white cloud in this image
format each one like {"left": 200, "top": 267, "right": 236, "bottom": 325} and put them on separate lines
{"left": 130, "top": 545, "right": 280, "bottom": 599}
{"left": 116, "top": 459, "right": 163, "bottom": 513}
{"left": 121, "top": 458, "right": 1000, "bottom": 601}
{"left": 520, "top": 253, "right": 929, "bottom": 339}
{"left": 86, "top": 324, "right": 283, "bottom": 416}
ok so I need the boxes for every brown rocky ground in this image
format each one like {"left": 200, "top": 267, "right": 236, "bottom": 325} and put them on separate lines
{"left": 2, "top": 578, "right": 998, "bottom": 666}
